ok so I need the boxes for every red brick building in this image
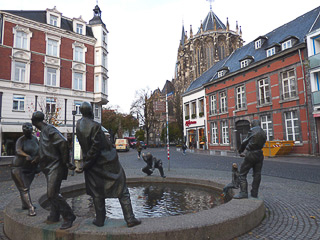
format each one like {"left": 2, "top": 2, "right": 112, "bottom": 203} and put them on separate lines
{"left": 0, "top": 6, "right": 108, "bottom": 156}
{"left": 203, "top": 7, "right": 320, "bottom": 155}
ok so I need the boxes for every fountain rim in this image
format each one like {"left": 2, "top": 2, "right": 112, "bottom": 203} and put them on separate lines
{"left": 4, "top": 176, "right": 265, "bottom": 240}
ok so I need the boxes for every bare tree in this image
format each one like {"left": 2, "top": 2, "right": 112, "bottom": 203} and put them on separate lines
{"left": 130, "top": 88, "right": 153, "bottom": 144}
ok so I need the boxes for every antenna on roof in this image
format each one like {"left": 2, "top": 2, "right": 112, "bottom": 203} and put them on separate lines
{"left": 206, "top": 0, "right": 214, "bottom": 11}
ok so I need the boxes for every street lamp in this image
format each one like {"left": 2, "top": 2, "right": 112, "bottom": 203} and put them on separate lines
{"left": 71, "top": 109, "right": 77, "bottom": 176}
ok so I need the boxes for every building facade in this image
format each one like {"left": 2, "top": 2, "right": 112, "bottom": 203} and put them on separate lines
{"left": 0, "top": 5, "right": 108, "bottom": 156}
{"left": 306, "top": 24, "right": 320, "bottom": 154}
{"left": 203, "top": 7, "right": 320, "bottom": 155}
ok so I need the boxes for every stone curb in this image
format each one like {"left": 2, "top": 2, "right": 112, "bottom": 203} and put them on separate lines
{"left": 4, "top": 177, "right": 265, "bottom": 240}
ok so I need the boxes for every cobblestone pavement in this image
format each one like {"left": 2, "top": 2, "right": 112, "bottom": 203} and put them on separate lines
{"left": 1, "top": 148, "right": 320, "bottom": 239}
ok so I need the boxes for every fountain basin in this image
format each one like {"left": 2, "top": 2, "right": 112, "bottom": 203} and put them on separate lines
{"left": 4, "top": 177, "right": 265, "bottom": 240}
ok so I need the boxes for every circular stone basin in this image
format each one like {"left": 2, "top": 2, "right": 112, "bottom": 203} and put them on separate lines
{"left": 61, "top": 183, "right": 224, "bottom": 219}
{"left": 4, "top": 177, "right": 265, "bottom": 240}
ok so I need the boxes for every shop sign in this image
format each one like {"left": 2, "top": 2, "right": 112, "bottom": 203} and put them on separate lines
{"left": 185, "top": 120, "right": 197, "bottom": 127}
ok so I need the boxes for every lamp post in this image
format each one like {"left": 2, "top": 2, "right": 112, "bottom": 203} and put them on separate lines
{"left": 71, "top": 109, "right": 77, "bottom": 176}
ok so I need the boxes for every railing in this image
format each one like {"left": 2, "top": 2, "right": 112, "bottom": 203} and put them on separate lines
{"left": 309, "top": 53, "right": 320, "bottom": 69}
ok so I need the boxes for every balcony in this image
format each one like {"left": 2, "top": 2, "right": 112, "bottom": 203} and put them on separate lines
{"left": 312, "top": 90, "right": 320, "bottom": 105}
{"left": 309, "top": 53, "right": 320, "bottom": 69}
{"left": 93, "top": 92, "right": 108, "bottom": 104}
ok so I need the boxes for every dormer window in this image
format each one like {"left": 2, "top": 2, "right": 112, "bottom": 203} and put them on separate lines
{"left": 255, "top": 39, "right": 262, "bottom": 49}
{"left": 282, "top": 40, "right": 292, "bottom": 50}
{"left": 73, "top": 16, "right": 86, "bottom": 36}
{"left": 76, "top": 24, "right": 83, "bottom": 34}
{"left": 46, "top": 7, "right": 62, "bottom": 28}
{"left": 50, "top": 15, "right": 58, "bottom": 26}
{"left": 239, "top": 56, "right": 254, "bottom": 68}
{"left": 240, "top": 60, "right": 249, "bottom": 68}
{"left": 217, "top": 71, "right": 224, "bottom": 78}
{"left": 280, "top": 36, "right": 299, "bottom": 51}
{"left": 217, "top": 67, "right": 229, "bottom": 78}
{"left": 267, "top": 47, "right": 275, "bottom": 57}
{"left": 254, "top": 36, "right": 268, "bottom": 50}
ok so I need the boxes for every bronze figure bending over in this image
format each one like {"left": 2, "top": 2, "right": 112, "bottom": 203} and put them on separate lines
{"left": 76, "top": 102, "right": 141, "bottom": 228}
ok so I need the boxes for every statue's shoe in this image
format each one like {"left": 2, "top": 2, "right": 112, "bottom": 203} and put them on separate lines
{"left": 127, "top": 218, "right": 141, "bottom": 228}
{"left": 93, "top": 218, "right": 105, "bottom": 227}
{"left": 233, "top": 192, "right": 248, "bottom": 199}
{"left": 60, "top": 215, "right": 76, "bottom": 230}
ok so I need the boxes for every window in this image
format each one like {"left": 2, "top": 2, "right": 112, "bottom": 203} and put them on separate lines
{"left": 282, "top": 70, "right": 296, "bottom": 99}
{"left": 47, "top": 39, "right": 58, "bottom": 57}
{"left": 103, "top": 32, "right": 107, "bottom": 43}
{"left": 236, "top": 85, "right": 246, "bottom": 110}
{"left": 50, "top": 15, "right": 58, "bottom": 26}
{"left": 94, "top": 104, "right": 99, "bottom": 118}
{"left": 267, "top": 47, "right": 275, "bottom": 57}
{"left": 102, "top": 77, "right": 107, "bottom": 94}
{"left": 73, "top": 72, "right": 83, "bottom": 91}
{"left": 185, "top": 104, "right": 190, "bottom": 119}
{"left": 282, "top": 40, "right": 292, "bottom": 50}
{"left": 240, "top": 60, "right": 249, "bottom": 68}
{"left": 102, "top": 53, "right": 107, "bottom": 68}
{"left": 209, "top": 94, "right": 217, "bottom": 115}
{"left": 211, "top": 122, "right": 218, "bottom": 144}
{"left": 311, "top": 35, "right": 320, "bottom": 55}
{"left": 74, "top": 46, "right": 83, "bottom": 62}
{"left": 255, "top": 39, "right": 261, "bottom": 49}
{"left": 261, "top": 115, "right": 273, "bottom": 141}
{"left": 15, "top": 31, "right": 27, "bottom": 49}
{"left": 217, "top": 71, "right": 224, "bottom": 78}
{"left": 258, "top": 78, "right": 271, "bottom": 105}
{"left": 198, "top": 98, "right": 204, "bottom": 117}
{"left": 285, "top": 111, "right": 300, "bottom": 142}
{"left": 13, "top": 95, "right": 25, "bottom": 111}
{"left": 191, "top": 102, "right": 196, "bottom": 118}
{"left": 76, "top": 24, "right": 83, "bottom": 34}
{"left": 46, "top": 68, "right": 57, "bottom": 86}
{"left": 219, "top": 92, "right": 227, "bottom": 113}
{"left": 221, "top": 121, "right": 229, "bottom": 144}
{"left": 74, "top": 101, "right": 82, "bottom": 115}
{"left": 14, "top": 62, "right": 26, "bottom": 82}
{"left": 46, "top": 97, "right": 56, "bottom": 113}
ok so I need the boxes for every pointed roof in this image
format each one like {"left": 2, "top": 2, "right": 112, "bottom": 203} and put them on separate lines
{"left": 88, "top": 5, "right": 106, "bottom": 27}
{"left": 197, "top": 10, "right": 226, "bottom": 34}
{"left": 180, "top": 25, "right": 186, "bottom": 47}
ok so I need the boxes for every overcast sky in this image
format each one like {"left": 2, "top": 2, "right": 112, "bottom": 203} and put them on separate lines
{"left": 2, "top": 0, "right": 320, "bottom": 113}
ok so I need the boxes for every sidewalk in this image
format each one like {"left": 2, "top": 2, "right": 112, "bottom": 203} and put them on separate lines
{"left": 181, "top": 148, "right": 320, "bottom": 166}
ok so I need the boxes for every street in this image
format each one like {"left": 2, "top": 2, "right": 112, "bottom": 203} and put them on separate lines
{"left": 1, "top": 147, "right": 320, "bottom": 239}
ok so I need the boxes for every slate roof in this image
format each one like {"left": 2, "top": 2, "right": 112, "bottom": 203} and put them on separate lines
{"left": 3, "top": 10, "right": 94, "bottom": 37}
{"left": 185, "top": 6, "right": 320, "bottom": 94}
{"left": 184, "top": 56, "right": 230, "bottom": 94}
{"left": 197, "top": 10, "right": 226, "bottom": 34}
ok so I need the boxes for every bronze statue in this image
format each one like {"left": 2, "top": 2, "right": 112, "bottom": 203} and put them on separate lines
{"left": 31, "top": 111, "right": 76, "bottom": 229}
{"left": 234, "top": 119, "right": 267, "bottom": 199}
{"left": 142, "top": 152, "right": 166, "bottom": 178}
{"left": 222, "top": 163, "right": 240, "bottom": 201}
{"left": 11, "top": 122, "right": 39, "bottom": 216}
{"left": 75, "top": 102, "right": 141, "bottom": 228}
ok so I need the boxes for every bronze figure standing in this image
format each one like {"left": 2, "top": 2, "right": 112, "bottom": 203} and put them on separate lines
{"left": 11, "top": 122, "right": 39, "bottom": 216}
{"left": 31, "top": 111, "right": 76, "bottom": 229}
{"left": 234, "top": 119, "right": 267, "bottom": 199}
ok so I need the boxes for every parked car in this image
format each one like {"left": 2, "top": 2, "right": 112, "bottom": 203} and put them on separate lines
{"left": 140, "top": 141, "right": 147, "bottom": 149}
{"left": 115, "top": 139, "right": 130, "bottom": 152}
{"left": 124, "top": 137, "right": 137, "bottom": 148}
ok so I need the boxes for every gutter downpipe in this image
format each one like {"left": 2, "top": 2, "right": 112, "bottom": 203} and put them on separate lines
{"left": 298, "top": 48, "right": 312, "bottom": 155}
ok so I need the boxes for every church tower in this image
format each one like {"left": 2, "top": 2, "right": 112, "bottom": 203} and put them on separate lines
{"left": 174, "top": 5, "right": 244, "bottom": 97}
